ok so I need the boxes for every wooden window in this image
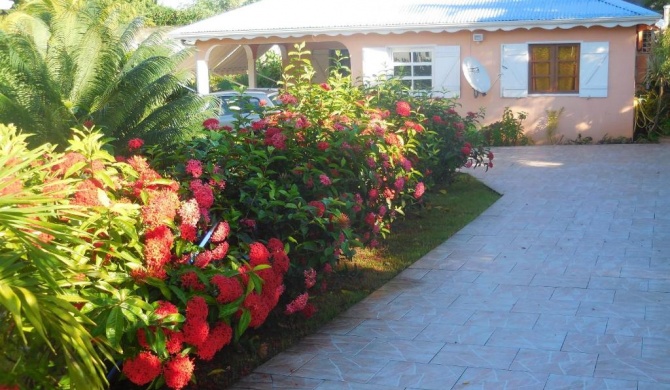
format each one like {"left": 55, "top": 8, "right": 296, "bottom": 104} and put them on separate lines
{"left": 641, "top": 30, "right": 654, "bottom": 54}
{"left": 529, "top": 44, "right": 580, "bottom": 94}
{"left": 392, "top": 50, "right": 433, "bottom": 91}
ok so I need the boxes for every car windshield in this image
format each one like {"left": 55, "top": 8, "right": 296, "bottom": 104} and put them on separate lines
{"left": 219, "top": 95, "right": 264, "bottom": 116}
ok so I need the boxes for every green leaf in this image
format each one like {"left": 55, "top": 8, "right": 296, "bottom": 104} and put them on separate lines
{"left": 168, "top": 285, "right": 188, "bottom": 305}
{"left": 105, "top": 306, "right": 125, "bottom": 348}
{"left": 0, "top": 284, "right": 26, "bottom": 344}
{"left": 236, "top": 309, "right": 251, "bottom": 340}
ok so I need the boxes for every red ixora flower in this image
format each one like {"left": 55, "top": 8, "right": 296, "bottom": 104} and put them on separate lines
{"left": 163, "top": 355, "right": 194, "bottom": 390}
{"left": 395, "top": 101, "right": 411, "bottom": 117}
{"left": 185, "top": 159, "right": 203, "bottom": 178}
{"left": 211, "top": 274, "right": 243, "bottom": 304}
{"left": 308, "top": 200, "right": 326, "bottom": 217}
{"left": 121, "top": 351, "right": 162, "bottom": 386}
{"left": 285, "top": 292, "right": 309, "bottom": 315}
{"left": 319, "top": 174, "right": 332, "bottom": 186}
{"left": 249, "top": 242, "right": 270, "bottom": 266}
{"left": 414, "top": 182, "right": 426, "bottom": 199}
{"left": 128, "top": 138, "right": 144, "bottom": 151}
{"left": 320, "top": 83, "right": 331, "bottom": 91}
{"left": 210, "top": 221, "right": 230, "bottom": 243}
{"left": 203, "top": 118, "right": 220, "bottom": 130}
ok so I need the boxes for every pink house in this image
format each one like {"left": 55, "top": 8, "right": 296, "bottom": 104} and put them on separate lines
{"left": 171, "top": 0, "right": 661, "bottom": 143}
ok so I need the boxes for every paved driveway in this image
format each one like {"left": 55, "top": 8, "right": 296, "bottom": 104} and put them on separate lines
{"left": 232, "top": 145, "right": 670, "bottom": 390}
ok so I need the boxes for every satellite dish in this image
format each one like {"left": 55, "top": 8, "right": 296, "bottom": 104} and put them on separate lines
{"left": 462, "top": 57, "right": 491, "bottom": 97}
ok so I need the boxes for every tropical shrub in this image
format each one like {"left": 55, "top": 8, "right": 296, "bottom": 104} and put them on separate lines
{"left": 0, "top": 125, "right": 290, "bottom": 389}
{"left": 0, "top": 43, "right": 491, "bottom": 390}
{"left": 481, "top": 107, "right": 531, "bottom": 146}
{"left": 0, "top": 124, "right": 113, "bottom": 389}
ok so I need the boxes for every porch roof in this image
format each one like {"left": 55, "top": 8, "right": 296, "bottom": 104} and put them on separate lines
{"left": 170, "top": 0, "right": 661, "bottom": 41}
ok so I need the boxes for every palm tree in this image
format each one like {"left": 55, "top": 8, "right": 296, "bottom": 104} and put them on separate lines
{"left": 0, "top": 0, "right": 215, "bottom": 148}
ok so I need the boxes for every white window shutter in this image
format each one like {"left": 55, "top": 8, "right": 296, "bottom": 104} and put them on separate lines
{"left": 362, "top": 47, "right": 390, "bottom": 85}
{"left": 579, "top": 42, "right": 609, "bottom": 98}
{"left": 433, "top": 45, "right": 460, "bottom": 98}
{"left": 500, "top": 44, "right": 529, "bottom": 98}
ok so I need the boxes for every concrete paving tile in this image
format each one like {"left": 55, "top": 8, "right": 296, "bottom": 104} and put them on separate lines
{"left": 512, "top": 297, "right": 580, "bottom": 316}
{"left": 637, "top": 382, "right": 670, "bottom": 390}
{"left": 290, "top": 354, "right": 388, "bottom": 382}
{"left": 315, "top": 382, "right": 402, "bottom": 390}
{"left": 486, "top": 328, "right": 566, "bottom": 350}
{"left": 534, "top": 314, "right": 608, "bottom": 334}
{"left": 449, "top": 294, "right": 518, "bottom": 311}
{"left": 229, "top": 373, "right": 323, "bottom": 389}
{"left": 434, "top": 281, "right": 498, "bottom": 296}
{"left": 341, "top": 302, "right": 410, "bottom": 321}
{"left": 587, "top": 276, "right": 649, "bottom": 291}
{"left": 530, "top": 274, "right": 590, "bottom": 288}
{"left": 420, "top": 269, "right": 482, "bottom": 283}
{"left": 451, "top": 367, "right": 548, "bottom": 390}
{"left": 606, "top": 317, "right": 670, "bottom": 340}
{"left": 376, "top": 278, "right": 439, "bottom": 295}
{"left": 473, "top": 270, "right": 536, "bottom": 286}
{"left": 431, "top": 344, "right": 519, "bottom": 369}
{"left": 595, "top": 355, "right": 670, "bottom": 382}
{"left": 642, "top": 337, "right": 670, "bottom": 359}
{"left": 648, "top": 279, "right": 670, "bottom": 292}
{"left": 415, "top": 323, "right": 495, "bottom": 345}
{"left": 389, "top": 292, "right": 460, "bottom": 310}
{"left": 510, "top": 261, "right": 567, "bottom": 275}
{"left": 400, "top": 306, "right": 475, "bottom": 326}
{"left": 318, "top": 318, "right": 365, "bottom": 335}
{"left": 347, "top": 319, "right": 426, "bottom": 340}
{"left": 255, "top": 352, "right": 317, "bottom": 375}
{"left": 544, "top": 374, "right": 637, "bottom": 390}
{"left": 561, "top": 333, "right": 642, "bottom": 357}
{"left": 396, "top": 268, "right": 430, "bottom": 280}
{"left": 367, "top": 360, "right": 464, "bottom": 389}
{"left": 510, "top": 349, "right": 598, "bottom": 377}
{"left": 550, "top": 287, "right": 615, "bottom": 303}
{"left": 492, "top": 284, "right": 555, "bottom": 300}
{"left": 576, "top": 302, "right": 646, "bottom": 319}
{"left": 286, "top": 334, "right": 373, "bottom": 356}
{"left": 620, "top": 266, "right": 670, "bottom": 279}
{"left": 464, "top": 310, "right": 538, "bottom": 330}
{"left": 410, "top": 257, "right": 466, "bottom": 270}
{"left": 460, "top": 258, "right": 515, "bottom": 273}
{"left": 564, "top": 265, "right": 622, "bottom": 277}
{"left": 614, "top": 290, "right": 670, "bottom": 304}
{"left": 645, "top": 304, "right": 670, "bottom": 321}
{"left": 355, "top": 339, "right": 444, "bottom": 364}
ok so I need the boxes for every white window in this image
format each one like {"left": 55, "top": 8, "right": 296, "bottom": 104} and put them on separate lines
{"left": 500, "top": 41, "right": 609, "bottom": 98}
{"left": 392, "top": 49, "right": 433, "bottom": 90}
{"left": 362, "top": 45, "right": 460, "bottom": 98}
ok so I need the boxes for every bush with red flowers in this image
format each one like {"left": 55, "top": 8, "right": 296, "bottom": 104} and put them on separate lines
{"left": 0, "top": 44, "right": 492, "bottom": 390}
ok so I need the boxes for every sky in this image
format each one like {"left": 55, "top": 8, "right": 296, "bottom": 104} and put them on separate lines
{"left": 157, "top": 0, "right": 197, "bottom": 9}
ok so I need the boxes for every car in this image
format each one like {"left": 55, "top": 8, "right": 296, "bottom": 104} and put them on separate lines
{"left": 209, "top": 89, "right": 278, "bottom": 128}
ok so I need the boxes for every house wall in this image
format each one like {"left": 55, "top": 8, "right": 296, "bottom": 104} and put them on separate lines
{"left": 338, "top": 27, "right": 637, "bottom": 143}
{"left": 195, "top": 26, "right": 637, "bottom": 143}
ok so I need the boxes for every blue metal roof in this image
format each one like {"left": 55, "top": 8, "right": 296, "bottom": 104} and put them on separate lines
{"left": 171, "top": 0, "right": 662, "bottom": 40}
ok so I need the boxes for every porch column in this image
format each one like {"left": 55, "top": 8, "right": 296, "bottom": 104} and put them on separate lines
{"left": 196, "top": 59, "right": 210, "bottom": 95}
{"left": 243, "top": 45, "right": 258, "bottom": 88}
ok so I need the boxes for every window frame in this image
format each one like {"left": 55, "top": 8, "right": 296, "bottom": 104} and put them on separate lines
{"left": 528, "top": 43, "right": 581, "bottom": 95}
{"left": 390, "top": 47, "right": 434, "bottom": 92}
